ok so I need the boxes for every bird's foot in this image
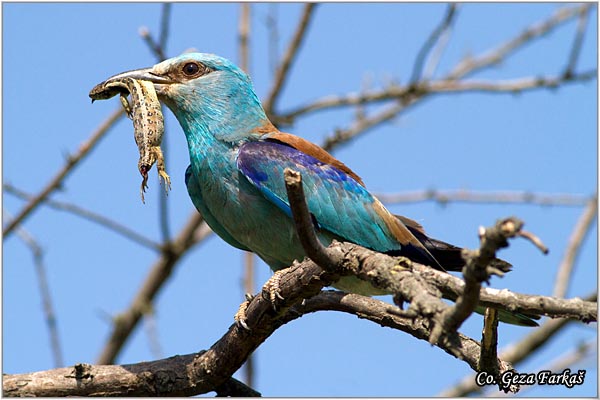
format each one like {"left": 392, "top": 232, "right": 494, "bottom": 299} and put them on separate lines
{"left": 262, "top": 269, "right": 286, "bottom": 311}
{"left": 234, "top": 293, "right": 255, "bottom": 331}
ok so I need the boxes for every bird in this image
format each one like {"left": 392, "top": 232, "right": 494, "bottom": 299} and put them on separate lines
{"left": 92, "top": 52, "right": 537, "bottom": 326}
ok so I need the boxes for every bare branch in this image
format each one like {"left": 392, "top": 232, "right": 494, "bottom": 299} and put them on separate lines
{"left": 297, "top": 291, "right": 507, "bottom": 373}
{"left": 377, "top": 188, "right": 594, "bottom": 207}
{"left": 479, "top": 308, "right": 500, "bottom": 379}
{"left": 553, "top": 196, "right": 598, "bottom": 298}
{"left": 497, "top": 339, "right": 597, "bottom": 397}
{"left": 6, "top": 240, "right": 595, "bottom": 396}
{"left": 264, "top": 3, "right": 317, "bottom": 116}
{"left": 3, "top": 108, "right": 125, "bottom": 238}
{"left": 265, "top": 3, "right": 279, "bottom": 75}
{"left": 139, "top": 2, "right": 172, "bottom": 64}
{"left": 3, "top": 358, "right": 260, "bottom": 397}
{"left": 563, "top": 3, "right": 592, "bottom": 78}
{"left": 322, "top": 101, "right": 409, "bottom": 152}
{"left": 143, "top": 312, "right": 163, "bottom": 360}
{"left": 159, "top": 3, "right": 171, "bottom": 53}
{"left": 410, "top": 3, "right": 458, "bottom": 83}
{"left": 418, "top": 263, "right": 596, "bottom": 322}
{"left": 439, "top": 292, "right": 596, "bottom": 396}
{"left": 96, "top": 213, "right": 206, "bottom": 364}
{"left": 283, "top": 168, "right": 339, "bottom": 270}
{"left": 238, "top": 3, "right": 251, "bottom": 73}
{"left": 430, "top": 217, "right": 548, "bottom": 345}
{"left": 447, "top": 4, "right": 589, "bottom": 80}
{"left": 4, "top": 183, "right": 161, "bottom": 251}
{"left": 6, "top": 210, "right": 64, "bottom": 368}
{"left": 426, "top": 72, "right": 597, "bottom": 93}
{"left": 278, "top": 70, "right": 595, "bottom": 123}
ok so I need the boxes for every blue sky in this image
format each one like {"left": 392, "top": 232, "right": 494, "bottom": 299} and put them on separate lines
{"left": 2, "top": 3, "right": 597, "bottom": 397}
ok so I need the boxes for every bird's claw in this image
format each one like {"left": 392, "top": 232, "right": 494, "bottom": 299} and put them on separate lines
{"left": 234, "top": 293, "right": 255, "bottom": 331}
{"left": 262, "top": 269, "right": 286, "bottom": 311}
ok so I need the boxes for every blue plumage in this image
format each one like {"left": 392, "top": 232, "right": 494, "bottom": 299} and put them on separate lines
{"left": 91, "top": 52, "right": 539, "bottom": 325}
{"left": 237, "top": 140, "right": 403, "bottom": 253}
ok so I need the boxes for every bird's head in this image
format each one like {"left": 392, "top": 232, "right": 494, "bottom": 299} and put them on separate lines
{"left": 94, "top": 53, "right": 270, "bottom": 143}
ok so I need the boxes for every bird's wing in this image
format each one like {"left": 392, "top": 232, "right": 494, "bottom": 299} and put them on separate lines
{"left": 237, "top": 139, "right": 439, "bottom": 267}
{"left": 263, "top": 131, "right": 365, "bottom": 186}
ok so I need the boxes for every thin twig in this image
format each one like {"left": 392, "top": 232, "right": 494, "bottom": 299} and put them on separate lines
{"left": 278, "top": 70, "right": 596, "bottom": 123}
{"left": 430, "top": 217, "right": 548, "bottom": 345}
{"left": 321, "top": 66, "right": 594, "bottom": 154}
{"left": 3, "top": 107, "right": 125, "bottom": 238}
{"left": 322, "top": 101, "right": 409, "bottom": 152}
{"left": 426, "top": 72, "right": 596, "bottom": 93}
{"left": 447, "top": 4, "right": 589, "bottom": 80}
{"left": 159, "top": 3, "right": 171, "bottom": 52}
{"left": 516, "top": 229, "right": 549, "bottom": 255}
{"left": 377, "top": 189, "right": 594, "bottom": 207}
{"left": 439, "top": 292, "right": 596, "bottom": 396}
{"left": 410, "top": 3, "right": 458, "bottom": 83}
{"left": 494, "top": 340, "right": 596, "bottom": 397}
{"left": 264, "top": 3, "right": 317, "bottom": 115}
{"left": 239, "top": 3, "right": 251, "bottom": 73}
{"left": 283, "top": 168, "right": 338, "bottom": 270}
{"left": 266, "top": 3, "right": 279, "bottom": 75}
{"left": 139, "top": 25, "right": 167, "bottom": 63}
{"left": 4, "top": 183, "right": 161, "bottom": 251}
{"left": 143, "top": 312, "right": 163, "bottom": 360}
{"left": 553, "top": 196, "right": 597, "bottom": 298}
{"left": 5, "top": 210, "right": 64, "bottom": 368}
{"left": 563, "top": 3, "right": 592, "bottom": 78}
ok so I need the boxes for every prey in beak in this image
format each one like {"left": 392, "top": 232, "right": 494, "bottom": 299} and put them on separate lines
{"left": 90, "top": 68, "right": 171, "bottom": 203}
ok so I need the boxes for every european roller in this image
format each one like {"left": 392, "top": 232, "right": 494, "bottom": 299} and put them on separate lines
{"left": 92, "top": 53, "right": 537, "bottom": 326}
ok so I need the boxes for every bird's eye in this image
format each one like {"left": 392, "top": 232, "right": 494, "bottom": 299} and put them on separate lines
{"left": 182, "top": 62, "right": 201, "bottom": 76}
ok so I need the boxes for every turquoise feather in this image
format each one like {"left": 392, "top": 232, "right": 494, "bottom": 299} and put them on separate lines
{"left": 93, "top": 53, "right": 539, "bottom": 326}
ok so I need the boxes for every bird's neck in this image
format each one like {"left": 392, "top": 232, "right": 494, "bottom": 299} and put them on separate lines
{"left": 165, "top": 75, "right": 271, "bottom": 147}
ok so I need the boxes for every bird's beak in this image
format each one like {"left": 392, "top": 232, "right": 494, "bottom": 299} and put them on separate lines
{"left": 103, "top": 67, "right": 172, "bottom": 85}
{"left": 89, "top": 67, "right": 173, "bottom": 101}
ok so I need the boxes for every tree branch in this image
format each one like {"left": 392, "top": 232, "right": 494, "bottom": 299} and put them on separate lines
{"left": 429, "top": 217, "right": 548, "bottom": 345}
{"left": 6, "top": 210, "right": 64, "bottom": 368}
{"left": 410, "top": 3, "right": 458, "bottom": 83}
{"left": 447, "top": 4, "right": 589, "bottom": 80}
{"left": 3, "top": 108, "right": 125, "bottom": 238}
{"left": 439, "top": 292, "right": 596, "bottom": 396}
{"left": 4, "top": 183, "right": 161, "bottom": 251}
{"left": 238, "top": 3, "right": 251, "bottom": 73}
{"left": 564, "top": 3, "right": 592, "bottom": 78}
{"left": 553, "top": 196, "right": 597, "bottom": 298}
{"left": 263, "top": 3, "right": 317, "bottom": 116}
{"left": 377, "top": 188, "right": 594, "bottom": 207}
{"left": 277, "top": 70, "right": 596, "bottom": 124}
{"left": 96, "top": 213, "right": 208, "bottom": 364}
{"left": 6, "top": 237, "right": 595, "bottom": 396}
{"left": 416, "top": 264, "right": 596, "bottom": 322}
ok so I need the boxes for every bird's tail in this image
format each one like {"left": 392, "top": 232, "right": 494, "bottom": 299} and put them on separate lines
{"left": 394, "top": 214, "right": 512, "bottom": 273}
{"left": 393, "top": 215, "right": 539, "bottom": 327}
